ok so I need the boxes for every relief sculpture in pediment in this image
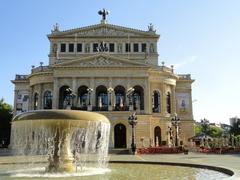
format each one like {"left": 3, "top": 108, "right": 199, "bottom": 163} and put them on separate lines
{"left": 77, "top": 28, "right": 136, "bottom": 37}
{"left": 78, "top": 57, "right": 123, "bottom": 67}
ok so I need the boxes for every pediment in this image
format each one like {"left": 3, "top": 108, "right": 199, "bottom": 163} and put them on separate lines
{"left": 53, "top": 54, "right": 150, "bottom": 68}
{"left": 48, "top": 23, "right": 159, "bottom": 38}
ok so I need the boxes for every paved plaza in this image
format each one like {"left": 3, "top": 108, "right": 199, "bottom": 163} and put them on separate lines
{"left": 0, "top": 149, "right": 240, "bottom": 179}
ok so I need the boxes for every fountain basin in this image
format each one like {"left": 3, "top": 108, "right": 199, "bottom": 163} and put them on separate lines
{"left": 0, "top": 160, "right": 232, "bottom": 179}
{"left": 11, "top": 110, "right": 110, "bottom": 173}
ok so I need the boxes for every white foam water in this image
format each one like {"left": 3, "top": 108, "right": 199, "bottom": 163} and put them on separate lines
{"left": 8, "top": 167, "right": 111, "bottom": 178}
{"left": 10, "top": 119, "right": 110, "bottom": 171}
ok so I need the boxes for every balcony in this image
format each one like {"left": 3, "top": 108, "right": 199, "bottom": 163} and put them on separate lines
{"left": 71, "top": 105, "right": 130, "bottom": 112}
{"left": 178, "top": 74, "right": 191, "bottom": 80}
{"left": 15, "top": 75, "right": 28, "bottom": 80}
{"left": 31, "top": 66, "right": 51, "bottom": 74}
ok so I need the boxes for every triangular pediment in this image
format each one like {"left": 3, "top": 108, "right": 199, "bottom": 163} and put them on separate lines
{"left": 53, "top": 54, "right": 150, "bottom": 68}
{"left": 48, "top": 23, "right": 159, "bottom": 38}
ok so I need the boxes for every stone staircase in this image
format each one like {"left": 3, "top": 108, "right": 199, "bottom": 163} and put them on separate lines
{"left": 109, "top": 148, "right": 130, "bottom": 154}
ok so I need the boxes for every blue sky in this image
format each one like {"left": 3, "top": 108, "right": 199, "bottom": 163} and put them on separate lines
{"left": 0, "top": 1, "right": 240, "bottom": 124}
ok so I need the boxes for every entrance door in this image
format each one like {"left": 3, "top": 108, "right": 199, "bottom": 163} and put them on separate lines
{"left": 114, "top": 123, "right": 126, "bottom": 148}
{"left": 154, "top": 126, "right": 161, "bottom": 146}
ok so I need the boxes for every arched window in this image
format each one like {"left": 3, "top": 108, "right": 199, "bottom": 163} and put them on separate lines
{"left": 152, "top": 90, "right": 160, "bottom": 113}
{"left": 43, "top": 91, "right": 52, "bottom": 109}
{"left": 166, "top": 92, "right": 171, "bottom": 113}
{"left": 133, "top": 86, "right": 144, "bottom": 110}
{"left": 96, "top": 85, "right": 108, "bottom": 110}
{"left": 114, "top": 85, "right": 125, "bottom": 110}
{"left": 59, "top": 85, "right": 70, "bottom": 109}
{"left": 78, "top": 86, "right": 88, "bottom": 109}
{"left": 33, "top": 93, "right": 39, "bottom": 110}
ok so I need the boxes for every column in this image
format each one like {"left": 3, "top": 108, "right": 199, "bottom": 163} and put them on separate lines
{"left": 87, "top": 77, "right": 95, "bottom": 111}
{"left": 52, "top": 77, "right": 59, "bottom": 109}
{"left": 72, "top": 77, "right": 77, "bottom": 107}
{"left": 39, "top": 84, "right": 43, "bottom": 109}
{"left": 162, "top": 84, "right": 167, "bottom": 115}
{"left": 29, "top": 86, "right": 33, "bottom": 111}
{"left": 127, "top": 77, "right": 133, "bottom": 111}
{"left": 171, "top": 85, "right": 176, "bottom": 115}
{"left": 108, "top": 78, "right": 113, "bottom": 111}
{"left": 13, "top": 90, "right": 18, "bottom": 116}
{"left": 144, "top": 78, "right": 150, "bottom": 114}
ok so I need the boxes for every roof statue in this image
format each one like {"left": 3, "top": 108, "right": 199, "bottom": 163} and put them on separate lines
{"left": 51, "top": 23, "right": 60, "bottom": 33}
{"left": 98, "top": 8, "right": 109, "bottom": 23}
{"left": 148, "top": 23, "right": 156, "bottom": 32}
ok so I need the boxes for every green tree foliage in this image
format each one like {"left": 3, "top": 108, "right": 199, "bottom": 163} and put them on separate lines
{"left": 195, "top": 121, "right": 224, "bottom": 138}
{"left": 208, "top": 125, "right": 223, "bottom": 138}
{"left": 194, "top": 124, "right": 202, "bottom": 136}
{"left": 230, "top": 121, "right": 240, "bottom": 136}
{"left": 0, "top": 98, "right": 13, "bottom": 147}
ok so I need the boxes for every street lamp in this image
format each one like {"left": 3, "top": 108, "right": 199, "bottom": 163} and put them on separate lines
{"left": 168, "top": 126, "right": 173, "bottom": 147}
{"left": 171, "top": 114, "right": 181, "bottom": 146}
{"left": 128, "top": 112, "right": 138, "bottom": 154}
{"left": 87, "top": 88, "right": 93, "bottom": 106}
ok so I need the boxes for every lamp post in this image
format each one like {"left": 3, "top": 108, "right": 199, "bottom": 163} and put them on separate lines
{"left": 128, "top": 112, "right": 138, "bottom": 154}
{"left": 171, "top": 114, "right": 181, "bottom": 147}
{"left": 168, "top": 126, "right": 173, "bottom": 147}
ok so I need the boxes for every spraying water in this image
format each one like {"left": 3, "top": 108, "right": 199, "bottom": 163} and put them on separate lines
{"left": 10, "top": 110, "right": 110, "bottom": 174}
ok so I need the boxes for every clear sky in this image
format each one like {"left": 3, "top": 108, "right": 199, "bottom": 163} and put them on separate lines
{"left": 0, "top": 0, "right": 240, "bottom": 124}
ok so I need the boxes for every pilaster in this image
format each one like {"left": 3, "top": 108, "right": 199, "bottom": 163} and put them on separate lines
{"left": 90, "top": 77, "right": 95, "bottom": 106}
{"left": 144, "top": 78, "right": 150, "bottom": 114}
{"left": 52, "top": 77, "right": 59, "bottom": 109}
{"left": 171, "top": 85, "right": 176, "bottom": 115}
{"left": 72, "top": 77, "right": 77, "bottom": 106}
{"left": 39, "top": 84, "right": 43, "bottom": 109}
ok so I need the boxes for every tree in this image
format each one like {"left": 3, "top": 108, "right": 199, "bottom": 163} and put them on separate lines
{"left": 194, "top": 123, "right": 202, "bottom": 136}
{"left": 208, "top": 125, "right": 223, "bottom": 138}
{"left": 200, "top": 118, "right": 210, "bottom": 135}
{"left": 0, "top": 98, "right": 13, "bottom": 147}
{"left": 195, "top": 119, "right": 224, "bottom": 138}
{"left": 230, "top": 121, "right": 240, "bottom": 136}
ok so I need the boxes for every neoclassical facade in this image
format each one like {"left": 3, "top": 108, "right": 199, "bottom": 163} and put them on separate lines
{"left": 12, "top": 13, "right": 194, "bottom": 149}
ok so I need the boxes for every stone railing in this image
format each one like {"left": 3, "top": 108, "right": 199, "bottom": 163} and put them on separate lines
{"left": 178, "top": 74, "right": 191, "bottom": 80}
{"left": 15, "top": 74, "right": 28, "bottom": 80}
{"left": 31, "top": 66, "right": 51, "bottom": 74}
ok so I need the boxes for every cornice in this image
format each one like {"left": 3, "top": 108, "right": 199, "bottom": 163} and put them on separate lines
{"left": 48, "top": 23, "right": 159, "bottom": 39}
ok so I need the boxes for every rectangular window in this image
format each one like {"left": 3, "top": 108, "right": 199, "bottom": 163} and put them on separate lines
{"left": 77, "top": 43, "right": 82, "bottom": 52}
{"left": 17, "top": 94, "right": 22, "bottom": 100}
{"left": 141, "top": 43, "right": 147, "bottom": 52}
{"left": 93, "top": 43, "right": 98, "bottom": 52}
{"left": 133, "top": 43, "right": 139, "bottom": 52}
{"left": 68, "top": 43, "right": 74, "bottom": 52}
{"left": 23, "top": 95, "right": 29, "bottom": 102}
{"left": 125, "top": 43, "right": 131, "bottom": 52}
{"left": 109, "top": 43, "right": 114, "bottom": 52}
{"left": 60, "top": 43, "right": 66, "bottom": 52}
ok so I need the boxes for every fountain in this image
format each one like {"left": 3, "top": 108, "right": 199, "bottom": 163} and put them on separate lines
{"left": 10, "top": 110, "right": 110, "bottom": 173}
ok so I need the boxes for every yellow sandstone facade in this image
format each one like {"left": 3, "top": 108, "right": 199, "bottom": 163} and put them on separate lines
{"left": 12, "top": 13, "right": 194, "bottom": 150}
